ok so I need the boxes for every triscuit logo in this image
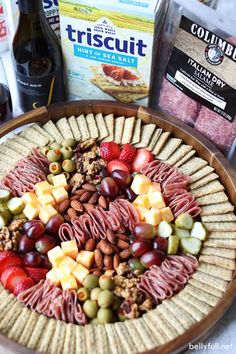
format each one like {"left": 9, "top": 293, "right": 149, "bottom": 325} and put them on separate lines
{"left": 205, "top": 44, "right": 224, "bottom": 65}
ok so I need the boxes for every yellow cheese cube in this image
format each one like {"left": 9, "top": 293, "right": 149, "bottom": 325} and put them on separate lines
{"left": 133, "top": 194, "right": 150, "bottom": 209}
{"left": 76, "top": 251, "right": 94, "bottom": 269}
{"left": 52, "top": 174, "right": 68, "bottom": 188}
{"left": 61, "top": 274, "right": 78, "bottom": 291}
{"left": 38, "top": 193, "right": 55, "bottom": 207}
{"left": 148, "top": 191, "right": 166, "bottom": 209}
{"left": 148, "top": 182, "right": 161, "bottom": 195}
{"left": 52, "top": 187, "right": 68, "bottom": 204}
{"left": 135, "top": 205, "right": 149, "bottom": 221}
{"left": 35, "top": 181, "right": 53, "bottom": 196}
{"left": 72, "top": 264, "right": 89, "bottom": 285}
{"left": 48, "top": 246, "right": 65, "bottom": 267}
{"left": 58, "top": 256, "right": 78, "bottom": 275}
{"left": 144, "top": 208, "right": 162, "bottom": 226}
{"left": 46, "top": 268, "right": 61, "bottom": 287}
{"left": 61, "top": 240, "right": 78, "bottom": 259}
{"left": 22, "top": 192, "right": 38, "bottom": 204}
{"left": 131, "top": 174, "right": 151, "bottom": 195}
{"left": 54, "top": 267, "right": 65, "bottom": 281}
{"left": 161, "top": 207, "right": 174, "bottom": 222}
{"left": 23, "top": 200, "right": 41, "bottom": 220}
{"left": 39, "top": 204, "right": 57, "bottom": 224}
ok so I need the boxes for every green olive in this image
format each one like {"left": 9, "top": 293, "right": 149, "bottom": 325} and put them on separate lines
{"left": 62, "top": 159, "right": 76, "bottom": 173}
{"left": 97, "top": 290, "right": 114, "bottom": 308}
{"left": 83, "top": 300, "right": 98, "bottom": 319}
{"left": 83, "top": 274, "right": 99, "bottom": 290}
{"left": 90, "top": 317, "right": 99, "bottom": 325}
{"left": 112, "top": 296, "right": 122, "bottom": 311}
{"left": 77, "top": 287, "right": 90, "bottom": 302}
{"left": 63, "top": 172, "right": 70, "bottom": 180}
{"left": 50, "top": 142, "right": 61, "bottom": 150}
{"left": 99, "top": 275, "right": 114, "bottom": 290}
{"left": 97, "top": 308, "right": 114, "bottom": 324}
{"left": 47, "top": 149, "right": 62, "bottom": 162}
{"left": 40, "top": 146, "right": 49, "bottom": 157}
{"left": 60, "top": 147, "right": 73, "bottom": 160}
{"left": 47, "top": 173, "right": 54, "bottom": 184}
{"left": 62, "top": 138, "right": 76, "bottom": 149}
{"left": 49, "top": 162, "right": 62, "bottom": 175}
{"left": 90, "top": 287, "right": 102, "bottom": 301}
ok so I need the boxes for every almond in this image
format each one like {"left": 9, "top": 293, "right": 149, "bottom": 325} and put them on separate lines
{"left": 117, "top": 239, "right": 130, "bottom": 250}
{"left": 79, "top": 191, "right": 92, "bottom": 203}
{"left": 83, "top": 203, "right": 95, "bottom": 212}
{"left": 88, "top": 192, "right": 99, "bottom": 204}
{"left": 67, "top": 208, "right": 78, "bottom": 219}
{"left": 85, "top": 239, "right": 96, "bottom": 251}
{"left": 110, "top": 244, "right": 119, "bottom": 253}
{"left": 64, "top": 214, "right": 71, "bottom": 223}
{"left": 70, "top": 200, "right": 83, "bottom": 212}
{"left": 119, "top": 249, "right": 131, "bottom": 260}
{"left": 116, "top": 233, "right": 129, "bottom": 242}
{"left": 73, "top": 189, "right": 86, "bottom": 196}
{"left": 92, "top": 270, "right": 102, "bottom": 277}
{"left": 98, "top": 240, "right": 114, "bottom": 255}
{"left": 104, "top": 255, "right": 113, "bottom": 270}
{"left": 82, "top": 183, "right": 97, "bottom": 192}
{"left": 70, "top": 195, "right": 82, "bottom": 201}
{"left": 94, "top": 249, "right": 103, "bottom": 269}
{"left": 58, "top": 199, "right": 70, "bottom": 214}
{"left": 98, "top": 195, "right": 107, "bottom": 209}
{"left": 106, "top": 229, "right": 117, "bottom": 245}
{"left": 113, "top": 254, "right": 120, "bottom": 269}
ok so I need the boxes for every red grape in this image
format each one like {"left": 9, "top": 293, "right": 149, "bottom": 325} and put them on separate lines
{"left": 153, "top": 237, "right": 168, "bottom": 252}
{"left": 140, "top": 250, "right": 165, "bottom": 268}
{"left": 35, "top": 235, "right": 58, "bottom": 254}
{"left": 99, "top": 177, "right": 119, "bottom": 199}
{"left": 23, "top": 252, "right": 42, "bottom": 267}
{"left": 40, "top": 255, "right": 52, "bottom": 269}
{"left": 99, "top": 168, "right": 109, "bottom": 178}
{"left": 45, "top": 214, "right": 64, "bottom": 236}
{"left": 125, "top": 187, "right": 137, "bottom": 202}
{"left": 26, "top": 221, "right": 45, "bottom": 240}
{"left": 133, "top": 223, "right": 156, "bottom": 240}
{"left": 23, "top": 220, "right": 41, "bottom": 233}
{"left": 111, "top": 170, "right": 133, "bottom": 188}
{"left": 18, "top": 234, "right": 36, "bottom": 253}
{"left": 130, "top": 239, "right": 152, "bottom": 257}
{"left": 128, "top": 258, "right": 145, "bottom": 271}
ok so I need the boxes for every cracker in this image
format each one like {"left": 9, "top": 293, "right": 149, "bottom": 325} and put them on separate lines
{"left": 38, "top": 319, "right": 57, "bottom": 353}
{"left": 20, "top": 127, "right": 49, "bottom": 147}
{"left": 0, "top": 161, "right": 12, "bottom": 174}
{"left": 190, "top": 165, "right": 215, "bottom": 183}
{"left": 0, "top": 301, "right": 22, "bottom": 333}
{"left": 63, "top": 324, "right": 76, "bottom": 354}
{"left": 94, "top": 325, "right": 110, "bottom": 354}
{"left": 68, "top": 116, "right": 81, "bottom": 141}
{"left": 101, "top": 114, "right": 114, "bottom": 142}
{"left": 18, "top": 311, "right": 39, "bottom": 346}
{"left": 184, "top": 284, "right": 219, "bottom": 307}
{"left": 151, "top": 307, "right": 178, "bottom": 340}
{"left": 12, "top": 135, "right": 37, "bottom": 149}
{"left": 204, "top": 239, "right": 236, "bottom": 249}
{"left": 157, "top": 304, "right": 185, "bottom": 335}
{"left": 4, "top": 138, "right": 31, "bottom": 156}
{"left": 192, "top": 180, "right": 224, "bottom": 198}
{"left": 178, "top": 157, "right": 208, "bottom": 175}
{"left": 0, "top": 145, "right": 24, "bottom": 159}
{"left": 196, "top": 192, "right": 228, "bottom": 206}
{"left": 199, "top": 254, "right": 235, "bottom": 270}
{"left": 7, "top": 307, "right": 29, "bottom": 341}
{"left": 172, "top": 295, "right": 204, "bottom": 321}
{"left": 56, "top": 117, "right": 74, "bottom": 139}
{"left": 76, "top": 115, "right": 90, "bottom": 141}
{"left": 197, "top": 262, "right": 233, "bottom": 280}
{"left": 179, "top": 290, "right": 213, "bottom": 315}
{"left": 27, "top": 315, "right": 48, "bottom": 348}
{"left": 134, "top": 123, "right": 156, "bottom": 148}
{"left": 174, "top": 150, "right": 196, "bottom": 168}
{"left": 95, "top": 113, "right": 109, "bottom": 141}
{"left": 156, "top": 138, "right": 182, "bottom": 161}
{"left": 32, "top": 123, "right": 54, "bottom": 142}
{"left": 162, "top": 299, "right": 195, "bottom": 329}
{"left": 105, "top": 324, "right": 123, "bottom": 354}
{"left": 152, "top": 132, "right": 171, "bottom": 155}
{"left": 204, "top": 222, "right": 236, "bottom": 232}
{"left": 190, "top": 173, "right": 219, "bottom": 190}
{"left": 115, "top": 322, "right": 139, "bottom": 353}
{"left": 202, "top": 213, "right": 236, "bottom": 222}
{"left": 0, "top": 152, "right": 18, "bottom": 167}
{"left": 165, "top": 144, "right": 192, "bottom": 166}
{"left": 43, "top": 120, "right": 63, "bottom": 143}
{"left": 125, "top": 320, "right": 153, "bottom": 350}
{"left": 192, "top": 271, "right": 228, "bottom": 292}
{"left": 142, "top": 313, "right": 168, "bottom": 345}
{"left": 147, "top": 128, "right": 162, "bottom": 151}
{"left": 131, "top": 118, "right": 142, "bottom": 144}
{"left": 114, "top": 116, "right": 125, "bottom": 144}
{"left": 207, "top": 231, "right": 236, "bottom": 239}
{"left": 201, "top": 202, "right": 234, "bottom": 215}
{"left": 85, "top": 113, "right": 99, "bottom": 139}
{"left": 112, "top": 92, "right": 148, "bottom": 103}
{"left": 121, "top": 116, "right": 136, "bottom": 144}
{"left": 188, "top": 278, "right": 222, "bottom": 298}
{"left": 201, "top": 246, "right": 236, "bottom": 259}
{"left": 51, "top": 320, "right": 67, "bottom": 354}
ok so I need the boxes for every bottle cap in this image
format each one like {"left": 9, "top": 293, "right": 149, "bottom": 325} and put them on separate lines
{"left": 18, "top": 0, "right": 43, "bottom": 14}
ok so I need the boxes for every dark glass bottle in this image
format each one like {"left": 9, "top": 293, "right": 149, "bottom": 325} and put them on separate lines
{"left": 12, "top": 0, "right": 65, "bottom": 112}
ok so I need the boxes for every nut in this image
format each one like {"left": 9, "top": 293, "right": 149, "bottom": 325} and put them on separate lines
{"left": 79, "top": 191, "right": 92, "bottom": 203}
{"left": 116, "top": 233, "right": 129, "bottom": 242}
{"left": 94, "top": 249, "right": 103, "bottom": 269}
{"left": 58, "top": 199, "right": 70, "bottom": 214}
{"left": 85, "top": 239, "right": 96, "bottom": 251}
{"left": 82, "top": 183, "right": 97, "bottom": 192}
{"left": 98, "top": 195, "right": 107, "bottom": 209}
{"left": 67, "top": 208, "right": 78, "bottom": 219}
{"left": 83, "top": 203, "right": 95, "bottom": 212}
{"left": 119, "top": 249, "right": 131, "bottom": 260}
{"left": 98, "top": 240, "right": 114, "bottom": 255}
{"left": 72, "top": 189, "right": 87, "bottom": 197}
{"left": 70, "top": 195, "right": 82, "bottom": 201}
{"left": 113, "top": 254, "right": 120, "bottom": 269}
{"left": 70, "top": 200, "right": 83, "bottom": 212}
{"left": 64, "top": 214, "right": 71, "bottom": 223}
{"left": 110, "top": 244, "right": 119, "bottom": 253}
{"left": 117, "top": 239, "right": 130, "bottom": 250}
{"left": 88, "top": 192, "right": 99, "bottom": 204}
{"left": 104, "top": 255, "right": 113, "bottom": 270}
{"left": 106, "top": 229, "right": 116, "bottom": 245}
{"left": 92, "top": 270, "right": 102, "bottom": 277}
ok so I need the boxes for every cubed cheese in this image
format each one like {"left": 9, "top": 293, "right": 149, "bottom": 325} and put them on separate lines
{"left": 161, "top": 207, "right": 174, "bottom": 222}
{"left": 148, "top": 191, "right": 166, "bottom": 209}
{"left": 54, "top": 267, "right": 66, "bottom": 281}
{"left": 72, "top": 264, "right": 89, "bottom": 285}
{"left": 131, "top": 174, "right": 151, "bottom": 195}
{"left": 39, "top": 204, "right": 57, "bottom": 224}
{"left": 38, "top": 193, "right": 55, "bottom": 207}
{"left": 52, "top": 187, "right": 68, "bottom": 204}
{"left": 46, "top": 268, "right": 61, "bottom": 287}
{"left": 76, "top": 251, "right": 94, "bottom": 269}
{"left": 48, "top": 246, "right": 65, "bottom": 267}
{"left": 22, "top": 192, "right": 38, "bottom": 204}
{"left": 135, "top": 205, "right": 149, "bottom": 221}
{"left": 58, "top": 256, "right": 78, "bottom": 275}
{"left": 23, "top": 200, "right": 41, "bottom": 220}
{"left": 35, "top": 181, "right": 53, "bottom": 196}
{"left": 148, "top": 182, "right": 161, "bottom": 195}
{"left": 61, "top": 274, "right": 78, "bottom": 291}
{"left": 52, "top": 174, "right": 68, "bottom": 188}
{"left": 61, "top": 240, "right": 78, "bottom": 259}
{"left": 144, "top": 208, "right": 162, "bottom": 226}
{"left": 133, "top": 194, "right": 150, "bottom": 209}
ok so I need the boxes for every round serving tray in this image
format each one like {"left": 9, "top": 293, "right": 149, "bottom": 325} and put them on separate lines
{"left": 0, "top": 100, "right": 236, "bottom": 354}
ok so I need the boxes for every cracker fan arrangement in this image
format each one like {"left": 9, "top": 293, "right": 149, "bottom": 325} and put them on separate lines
{"left": 0, "top": 111, "right": 235, "bottom": 354}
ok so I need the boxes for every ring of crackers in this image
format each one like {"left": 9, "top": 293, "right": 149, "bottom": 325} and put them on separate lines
{"left": 0, "top": 101, "right": 236, "bottom": 354}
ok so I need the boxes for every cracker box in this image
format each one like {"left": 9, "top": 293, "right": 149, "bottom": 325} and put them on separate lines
{"left": 58, "top": 0, "right": 167, "bottom": 105}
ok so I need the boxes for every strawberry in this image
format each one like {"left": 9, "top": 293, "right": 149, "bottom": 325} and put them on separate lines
{"left": 100, "top": 142, "right": 121, "bottom": 162}
{"left": 131, "top": 148, "right": 154, "bottom": 172}
{"left": 1, "top": 266, "right": 27, "bottom": 292}
{"left": 120, "top": 144, "right": 136, "bottom": 163}
{"left": 25, "top": 267, "right": 48, "bottom": 283}
{"left": 0, "top": 251, "right": 23, "bottom": 275}
{"left": 13, "top": 277, "right": 35, "bottom": 296}
{"left": 107, "top": 160, "right": 131, "bottom": 175}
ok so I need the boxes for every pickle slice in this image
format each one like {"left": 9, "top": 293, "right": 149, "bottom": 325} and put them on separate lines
{"left": 157, "top": 221, "right": 174, "bottom": 238}
{"left": 175, "top": 227, "right": 190, "bottom": 238}
{"left": 175, "top": 213, "right": 194, "bottom": 230}
{"left": 180, "top": 237, "right": 202, "bottom": 256}
{"left": 191, "top": 222, "right": 208, "bottom": 241}
{"left": 167, "top": 235, "right": 179, "bottom": 255}
{"left": 7, "top": 198, "right": 25, "bottom": 215}
{"left": 0, "top": 189, "right": 11, "bottom": 203}
{"left": 0, "top": 210, "right": 12, "bottom": 229}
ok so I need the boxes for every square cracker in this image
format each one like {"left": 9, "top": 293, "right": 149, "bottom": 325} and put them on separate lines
{"left": 156, "top": 138, "right": 182, "bottom": 161}
{"left": 199, "top": 254, "right": 235, "bottom": 270}
{"left": 121, "top": 117, "right": 135, "bottom": 145}
{"left": 0, "top": 160, "right": 14, "bottom": 174}
{"left": 0, "top": 145, "right": 24, "bottom": 159}
{"left": 201, "top": 202, "right": 234, "bottom": 215}
{"left": 85, "top": 113, "right": 99, "bottom": 139}
{"left": 111, "top": 92, "right": 148, "bottom": 103}
{"left": 191, "top": 180, "right": 224, "bottom": 198}
{"left": 68, "top": 116, "right": 81, "bottom": 141}
{"left": 174, "top": 150, "right": 196, "bottom": 168}
{"left": 184, "top": 284, "right": 219, "bottom": 307}
{"left": 20, "top": 128, "right": 49, "bottom": 147}
{"left": 188, "top": 278, "right": 222, "bottom": 298}
{"left": 0, "top": 152, "right": 20, "bottom": 166}
{"left": 43, "top": 120, "right": 63, "bottom": 143}
{"left": 196, "top": 192, "right": 228, "bottom": 206}
{"left": 192, "top": 271, "right": 228, "bottom": 292}
{"left": 131, "top": 119, "right": 142, "bottom": 144}
{"left": 190, "top": 173, "right": 219, "bottom": 190}
{"left": 206, "top": 231, "right": 236, "bottom": 239}
{"left": 135, "top": 124, "right": 156, "bottom": 148}
{"left": 76, "top": 115, "right": 90, "bottom": 141}
{"left": 162, "top": 299, "right": 195, "bottom": 329}
{"left": 157, "top": 304, "right": 185, "bottom": 335}
{"left": 178, "top": 157, "right": 208, "bottom": 175}
{"left": 172, "top": 295, "right": 204, "bottom": 321}
{"left": 56, "top": 117, "right": 74, "bottom": 139}
{"left": 201, "top": 213, "right": 236, "bottom": 222}
{"left": 204, "top": 239, "right": 236, "bottom": 249}
{"left": 114, "top": 116, "right": 125, "bottom": 144}
{"left": 152, "top": 132, "right": 170, "bottom": 155}
{"left": 147, "top": 128, "right": 162, "bottom": 151}
{"left": 190, "top": 165, "right": 215, "bottom": 183}
{"left": 4, "top": 138, "right": 31, "bottom": 156}
{"left": 12, "top": 135, "right": 37, "bottom": 149}
{"left": 101, "top": 114, "right": 114, "bottom": 142}
{"left": 201, "top": 246, "right": 236, "bottom": 259}
{"left": 32, "top": 124, "right": 54, "bottom": 142}
{"left": 165, "top": 144, "right": 192, "bottom": 166}
{"left": 203, "top": 222, "right": 236, "bottom": 232}
{"left": 95, "top": 113, "right": 109, "bottom": 141}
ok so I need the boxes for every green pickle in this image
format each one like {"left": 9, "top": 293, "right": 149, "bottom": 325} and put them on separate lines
{"left": 175, "top": 213, "right": 194, "bottom": 230}
{"left": 0, "top": 189, "right": 11, "bottom": 202}
{"left": 175, "top": 227, "right": 190, "bottom": 238}
{"left": 180, "top": 237, "right": 202, "bottom": 256}
{"left": 157, "top": 221, "right": 174, "bottom": 238}
{"left": 7, "top": 197, "right": 25, "bottom": 215}
{"left": 167, "top": 235, "right": 179, "bottom": 255}
{"left": 191, "top": 222, "right": 208, "bottom": 241}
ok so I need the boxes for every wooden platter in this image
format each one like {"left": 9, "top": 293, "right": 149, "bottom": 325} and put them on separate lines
{"left": 0, "top": 100, "right": 235, "bottom": 354}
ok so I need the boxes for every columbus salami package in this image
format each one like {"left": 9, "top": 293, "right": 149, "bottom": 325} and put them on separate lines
{"left": 151, "top": 0, "right": 236, "bottom": 158}
{"left": 0, "top": 0, "right": 8, "bottom": 54}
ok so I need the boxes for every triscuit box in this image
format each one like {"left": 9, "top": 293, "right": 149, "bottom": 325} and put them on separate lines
{"left": 59, "top": 0, "right": 167, "bottom": 106}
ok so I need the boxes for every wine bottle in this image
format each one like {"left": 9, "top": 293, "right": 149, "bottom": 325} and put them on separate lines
{"left": 12, "top": 0, "right": 65, "bottom": 112}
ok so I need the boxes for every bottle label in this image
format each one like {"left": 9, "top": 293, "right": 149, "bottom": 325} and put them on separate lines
{"left": 15, "top": 69, "right": 65, "bottom": 111}
{"left": 0, "top": 3, "right": 7, "bottom": 40}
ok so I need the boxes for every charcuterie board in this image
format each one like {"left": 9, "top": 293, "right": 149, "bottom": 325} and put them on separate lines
{"left": 0, "top": 100, "right": 235, "bottom": 354}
